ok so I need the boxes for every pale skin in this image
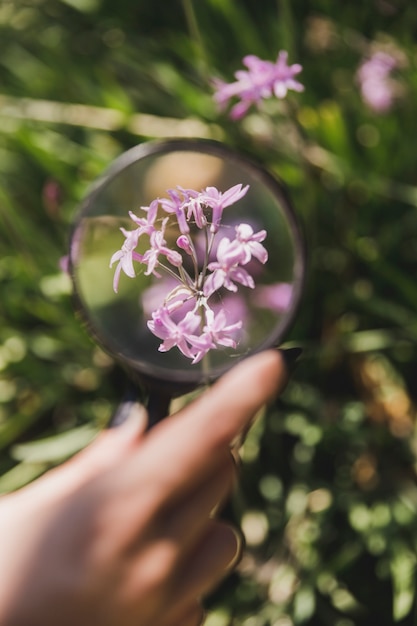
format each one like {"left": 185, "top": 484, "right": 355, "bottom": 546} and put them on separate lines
{"left": 0, "top": 350, "right": 287, "bottom": 626}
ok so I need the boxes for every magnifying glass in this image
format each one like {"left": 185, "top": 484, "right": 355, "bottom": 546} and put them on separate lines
{"left": 69, "top": 138, "right": 306, "bottom": 426}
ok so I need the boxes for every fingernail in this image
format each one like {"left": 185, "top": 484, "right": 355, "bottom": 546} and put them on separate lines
{"left": 280, "top": 347, "right": 303, "bottom": 374}
{"left": 121, "top": 403, "right": 148, "bottom": 435}
{"left": 109, "top": 402, "right": 148, "bottom": 439}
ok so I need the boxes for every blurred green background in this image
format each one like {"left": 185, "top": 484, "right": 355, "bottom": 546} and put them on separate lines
{"left": 1, "top": 0, "right": 417, "bottom": 624}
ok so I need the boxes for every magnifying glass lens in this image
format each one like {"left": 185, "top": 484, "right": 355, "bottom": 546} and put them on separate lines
{"left": 70, "top": 140, "right": 304, "bottom": 388}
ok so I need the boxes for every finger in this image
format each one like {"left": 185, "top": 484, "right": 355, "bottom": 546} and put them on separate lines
{"left": 21, "top": 403, "right": 148, "bottom": 503}
{"left": 170, "top": 520, "right": 242, "bottom": 607}
{"left": 160, "top": 602, "right": 205, "bottom": 626}
{"left": 162, "top": 452, "right": 235, "bottom": 546}
{"left": 123, "top": 451, "right": 235, "bottom": 562}
{"left": 129, "top": 350, "right": 286, "bottom": 498}
{"left": 102, "top": 351, "right": 285, "bottom": 529}
{"left": 76, "top": 402, "right": 148, "bottom": 468}
{"left": 168, "top": 349, "right": 285, "bottom": 446}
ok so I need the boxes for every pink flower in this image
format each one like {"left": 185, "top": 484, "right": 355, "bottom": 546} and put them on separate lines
{"left": 356, "top": 51, "right": 398, "bottom": 113}
{"left": 142, "top": 281, "right": 195, "bottom": 325}
{"left": 176, "top": 235, "right": 194, "bottom": 256}
{"left": 110, "top": 205, "right": 162, "bottom": 292}
{"left": 203, "top": 308, "right": 242, "bottom": 349}
{"left": 184, "top": 307, "right": 244, "bottom": 364}
{"left": 270, "top": 51, "right": 304, "bottom": 98}
{"left": 110, "top": 181, "right": 271, "bottom": 364}
{"left": 59, "top": 255, "right": 69, "bottom": 274}
{"left": 141, "top": 218, "right": 183, "bottom": 276}
{"left": 253, "top": 282, "right": 293, "bottom": 312}
{"left": 199, "top": 184, "right": 249, "bottom": 233}
{"left": 232, "top": 223, "right": 268, "bottom": 264}
{"left": 204, "top": 264, "right": 255, "bottom": 298}
{"left": 213, "top": 51, "right": 304, "bottom": 120}
{"left": 202, "top": 223, "right": 268, "bottom": 298}
{"left": 109, "top": 227, "right": 143, "bottom": 292}
{"left": 213, "top": 293, "right": 248, "bottom": 329}
{"left": 160, "top": 187, "right": 199, "bottom": 234}
{"left": 203, "top": 235, "right": 258, "bottom": 297}
{"left": 147, "top": 307, "right": 211, "bottom": 361}
{"left": 186, "top": 197, "right": 208, "bottom": 229}
{"left": 129, "top": 198, "right": 159, "bottom": 234}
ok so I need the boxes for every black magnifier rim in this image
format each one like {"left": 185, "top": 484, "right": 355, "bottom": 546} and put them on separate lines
{"left": 69, "top": 137, "right": 306, "bottom": 388}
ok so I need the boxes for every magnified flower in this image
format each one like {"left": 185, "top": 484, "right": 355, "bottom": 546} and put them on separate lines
{"left": 159, "top": 187, "right": 199, "bottom": 234}
{"left": 204, "top": 264, "right": 255, "bottom": 298}
{"left": 199, "top": 184, "right": 249, "bottom": 233}
{"left": 147, "top": 307, "right": 207, "bottom": 360}
{"left": 129, "top": 198, "right": 159, "bottom": 233}
{"left": 109, "top": 227, "right": 143, "bottom": 292}
{"left": 110, "top": 182, "right": 269, "bottom": 363}
{"left": 204, "top": 235, "right": 256, "bottom": 298}
{"left": 176, "top": 234, "right": 194, "bottom": 256}
{"left": 141, "top": 218, "right": 183, "bottom": 277}
{"left": 232, "top": 223, "right": 268, "bottom": 264}
{"left": 203, "top": 308, "right": 242, "bottom": 349}
{"left": 186, "top": 196, "right": 208, "bottom": 229}
{"left": 213, "top": 51, "right": 304, "bottom": 120}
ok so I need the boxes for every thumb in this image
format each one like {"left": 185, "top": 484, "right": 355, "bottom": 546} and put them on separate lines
{"left": 69, "top": 402, "right": 149, "bottom": 474}
{"left": 20, "top": 403, "right": 148, "bottom": 503}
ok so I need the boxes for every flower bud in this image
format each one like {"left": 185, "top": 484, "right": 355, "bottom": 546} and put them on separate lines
{"left": 176, "top": 235, "right": 194, "bottom": 256}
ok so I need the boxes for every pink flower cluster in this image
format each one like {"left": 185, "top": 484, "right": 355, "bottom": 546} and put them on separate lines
{"left": 110, "top": 184, "right": 268, "bottom": 363}
{"left": 213, "top": 51, "right": 304, "bottom": 120}
{"left": 356, "top": 51, "right": 398, "bottom": 113}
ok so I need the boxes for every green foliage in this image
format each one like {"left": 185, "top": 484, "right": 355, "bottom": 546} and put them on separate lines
{"left": 1, "top": 0, "right": 417, "bottom": 623}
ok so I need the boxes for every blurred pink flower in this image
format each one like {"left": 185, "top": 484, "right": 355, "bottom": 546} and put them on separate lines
{"left": 59, "top": 255, "right": 69, "bottom": 274}
{"left": 141, "top": 277, "right": 179, "bottom": 317}
{"left": 356, "top": 51, "right": 399, "bottom": 113}
{"left": 212, "top": 293, "right": 248, "bottom": 334}
{"left": 254, "top": 282, "right": 293, "bottom": 313}
{"left": 213, "top": 51, "right": 304, "bottom": 119}
{"left": 42, "top": 179, "right": 62, "bottom": 217}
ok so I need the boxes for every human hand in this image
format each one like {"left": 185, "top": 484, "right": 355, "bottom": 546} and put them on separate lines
{"left": 0, "top": 350, "right": 287, "bottom": 626}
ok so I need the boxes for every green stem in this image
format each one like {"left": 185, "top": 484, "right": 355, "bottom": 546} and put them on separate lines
{"left": 199, "top": 304, "right": 211, "bottom": 382}
{"left": 198, "top": 229, "right": 215, "bottom": 290}
{"left": 157, "top": 261, "right": 191, "bottom": 287}
{"left": 201, "top": 350, "right": 211, "bottom": 383}
{"left": 186, "top": 234, "right": 200, "bottom": 285}
{"left": 178, "top": 264, "right": 195, "bottom": 289}
{"left": 181, "top": 0, "right": 211, "bottom": 85}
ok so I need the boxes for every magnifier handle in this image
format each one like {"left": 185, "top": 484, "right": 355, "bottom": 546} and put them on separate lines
{"left": 107, "top": 384, "right": 172, "bottom": 430}
{"left": 147, "top": 392, "right": 172, "bottom": 429}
